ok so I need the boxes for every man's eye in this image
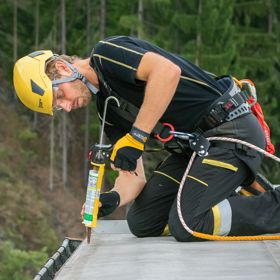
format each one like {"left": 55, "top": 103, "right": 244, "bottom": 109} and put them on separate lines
{"left": 57, "top": 90, "right": 64, "bottom": 99}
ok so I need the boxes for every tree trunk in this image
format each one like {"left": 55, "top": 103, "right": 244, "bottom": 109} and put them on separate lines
{"left": 86, "top": 0, "right": 92, "bottom": 51}
{"left": 195, "top": 0, "right": 202, "bottom": 66}
{"left": 13, "top": 0, "right": 18, "bottom": 100}
{"left": 13, "top": 0, "right": 18, "bottom": 62}
{"left": 100, "top": 0, "right": 106, "bottom": 39}
{"left": 268, "top": 0, "right": 273, "bottom": 34}
{"left": 84, "top": 0, "right": 92, "bottom": 185}
{"left": 49, "top": 2, "right": 57, "bottom": 191}
{"left": 137, "top": 0, "right": 144, "bottom": 39}
{"left": 49, "top": 118, "right": 54, "bottom": 191}
{"left": 61, "top": 0, "right": 68, "bottom": 187}
{"left": 61, "top": 0, "right": 66, "bottom": 53}
{"left": 33, "top": 0, "right": 40, "bottom": 130}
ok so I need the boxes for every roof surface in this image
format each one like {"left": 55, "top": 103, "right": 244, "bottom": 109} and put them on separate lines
{"left": 55, "top": 220, "right": 280, "bottom": 280}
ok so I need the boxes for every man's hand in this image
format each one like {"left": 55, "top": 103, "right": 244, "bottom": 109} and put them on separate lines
{"left": 80, "top": 203, "right": 85, "bottom": 218}
{"left": 110, "top": 127, "right": 149, "bottom": 171}
{"left": 80, "top": 191, "right": 120, "bottom": 219}
{"left": 98, "top": 191, "right": 120, "bottom": 217}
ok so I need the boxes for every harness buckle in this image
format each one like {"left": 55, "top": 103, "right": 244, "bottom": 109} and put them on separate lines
{"left": 196, "top": 77, "right": 251, "bottom": 132}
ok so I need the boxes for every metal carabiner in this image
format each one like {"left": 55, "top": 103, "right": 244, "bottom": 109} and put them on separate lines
{"left": 154, "top": 122, "right": 175, "bottom": 142}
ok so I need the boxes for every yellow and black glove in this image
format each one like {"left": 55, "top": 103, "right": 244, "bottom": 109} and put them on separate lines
{"left": 98, "top": 191, "right": 120, "bottom": 218}
{"left": 110, "top": 127, "right": 149, "bottom": 171}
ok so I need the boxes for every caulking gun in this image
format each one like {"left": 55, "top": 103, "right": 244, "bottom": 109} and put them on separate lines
{"left": 82, "top": 96, "right": 120, "bottom": 244}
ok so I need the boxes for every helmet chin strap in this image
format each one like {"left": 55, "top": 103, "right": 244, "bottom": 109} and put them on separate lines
{"left": 52, "top": 58, "right": 99, "bottom": 95}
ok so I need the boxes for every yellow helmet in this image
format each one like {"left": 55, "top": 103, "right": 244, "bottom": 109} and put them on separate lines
{"left": 13, "top": 50, "right": 54, "bottom": 115}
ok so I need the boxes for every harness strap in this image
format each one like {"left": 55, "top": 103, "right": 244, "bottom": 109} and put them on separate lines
{"left": 52, "top": 58, "right": 99, "bottom": 95}
{"left": 196, "top": 77, "right": 250, "bottom": 133}
{"left": 211, "top": 141, "right": 257, "bottom": 157}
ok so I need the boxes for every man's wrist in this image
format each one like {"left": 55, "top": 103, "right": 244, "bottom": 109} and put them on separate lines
{"left": 130, "top": 126, "right": 150, "bottom": 144}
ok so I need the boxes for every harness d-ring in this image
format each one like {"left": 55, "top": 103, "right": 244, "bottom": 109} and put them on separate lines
{"left": 155, "top": 123, "right": 175, "bottom": 142}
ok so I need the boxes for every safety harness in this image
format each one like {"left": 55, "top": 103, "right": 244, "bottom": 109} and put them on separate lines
{"left": 195, "top": 76, "right": 250, "bottom": 133}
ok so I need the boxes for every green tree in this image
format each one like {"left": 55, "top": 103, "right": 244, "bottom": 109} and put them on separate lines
{"left": 0, "top": 241, "right": 47, "bottom": 280}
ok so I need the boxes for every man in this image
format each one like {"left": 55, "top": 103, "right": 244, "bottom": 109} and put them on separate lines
{"left": 13, "top": 36, "right": 280, "bottom": 241}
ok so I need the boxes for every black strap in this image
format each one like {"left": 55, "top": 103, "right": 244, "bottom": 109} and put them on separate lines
{"left": 196, "top": 77, "right": 250, "bottom": 133}
{"left": 211, "top": 141, "right": 257, "bottom": 157}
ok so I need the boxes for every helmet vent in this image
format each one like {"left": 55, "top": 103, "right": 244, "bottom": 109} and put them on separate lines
{"left": 28, "top": 51, "right": 45, "bottom": 58}
{"left": 31, "top": 80, "right": 45, "bottom": 96}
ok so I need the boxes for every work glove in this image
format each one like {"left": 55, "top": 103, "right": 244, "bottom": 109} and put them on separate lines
{"left": 80, "top": 191, "right": 120, "bottom": 220}
{"left": 98, "top": 191, "right": 120, "bottom": 218}
{"left": 110, "top": 127, "right": 149, "bottom": 171}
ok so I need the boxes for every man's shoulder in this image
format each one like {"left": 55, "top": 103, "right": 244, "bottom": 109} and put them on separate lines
{"left": 95, "top": 36, "right": 132, "bottom": 48}
{"left": 94, "top": 36, "right": 146, "bottom": 52}
{"left": 93, "top": 36, "right": 127, "bottom": 56}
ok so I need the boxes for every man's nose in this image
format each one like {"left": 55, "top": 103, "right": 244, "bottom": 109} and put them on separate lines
{"left": 59, "top": 100, "right": 72, "bottom": 112}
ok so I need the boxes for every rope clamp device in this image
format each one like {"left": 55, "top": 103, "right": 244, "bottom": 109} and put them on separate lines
{"left": 170, "top": 131, "right": 210, "bottom": 157}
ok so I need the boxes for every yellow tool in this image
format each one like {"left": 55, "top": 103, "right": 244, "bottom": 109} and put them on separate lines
{"left": 82, "top": 96, "right": 120, "bottom": 244}
{"left": 83, "top": 153, "right": 105, "bottom": 243}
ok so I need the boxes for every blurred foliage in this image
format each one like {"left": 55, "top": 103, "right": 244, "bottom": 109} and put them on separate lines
{"left": 0, "top": 179, "right": 58, "bottom": 252}
{"left": 0, "top": 98, "right": 59, "bottom": 279}
{"left": 0, "top": 241, "right": 47, "bottom": 280}
{"left": 18, "top": 128, "right": 38, "bottom": 142}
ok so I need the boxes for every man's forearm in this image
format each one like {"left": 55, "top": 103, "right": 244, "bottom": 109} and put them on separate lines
{"left": 111, "top": 157, "right": 146, "bottom": 206}
{"left": 134, "top": 54, "right": 181, "bottom": 133}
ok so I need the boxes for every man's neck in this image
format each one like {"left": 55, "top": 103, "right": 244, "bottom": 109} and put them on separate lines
{"left": 74, "top": 58, "right": 99, "bottom": 89}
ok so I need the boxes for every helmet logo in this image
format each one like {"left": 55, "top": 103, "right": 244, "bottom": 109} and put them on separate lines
{"left": 31, "top": 80, "right": 45, "bottom": 96}
{"left": 38, "top": 99, "right": 43, "bottom": 108}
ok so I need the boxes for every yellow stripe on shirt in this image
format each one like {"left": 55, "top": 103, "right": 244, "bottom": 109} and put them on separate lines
{"left": 93, "top": 54, "right": 137, "bottom": 71}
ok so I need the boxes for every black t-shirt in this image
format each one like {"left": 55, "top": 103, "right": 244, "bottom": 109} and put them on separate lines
{"left": 90, "top": 36, "right": 225, "bottom": 144}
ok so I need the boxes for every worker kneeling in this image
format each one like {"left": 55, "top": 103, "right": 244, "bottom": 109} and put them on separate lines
{"left": 13, "top": 36, "right": 280, "bottom": 242}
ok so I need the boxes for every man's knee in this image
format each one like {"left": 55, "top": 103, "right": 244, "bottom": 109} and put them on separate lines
{"left": 127, "top": 206, "right": 166, "bottom": 238}
{"left": 168, "top": 216, "right": 199, "bottom": 242}
{"left": 168, "top": 207, "right": 213, "bottom": 242}
{"left": 127, "top": 208, "right": 146, "bottom": 237}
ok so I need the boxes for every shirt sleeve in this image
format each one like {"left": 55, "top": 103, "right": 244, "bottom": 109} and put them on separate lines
{"left": 104, "top": 124, "right": 125, "bottom": 145}
{"left": 92, "top": 38, "right": 148, "bottom": 85}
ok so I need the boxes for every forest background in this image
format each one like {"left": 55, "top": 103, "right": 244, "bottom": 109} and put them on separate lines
{"left": 0, "top": 0, "right": 279, "bottom": 279}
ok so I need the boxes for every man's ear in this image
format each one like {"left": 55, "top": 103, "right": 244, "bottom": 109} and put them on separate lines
{"left": 55, "top": 60, "right": 72, "bottom": 76}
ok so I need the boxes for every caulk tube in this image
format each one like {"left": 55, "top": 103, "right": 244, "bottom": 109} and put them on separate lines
{"left": 83, "top": 161, "right": 105, "bottom": 228}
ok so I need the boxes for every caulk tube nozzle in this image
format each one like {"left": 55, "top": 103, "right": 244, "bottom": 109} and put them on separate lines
{"left": 86, "top": 227, "right": 92, "bottom": 244}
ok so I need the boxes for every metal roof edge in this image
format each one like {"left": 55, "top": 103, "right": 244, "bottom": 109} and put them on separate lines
{"left": 33, "top": 237, "right": 83, "bottom": 280}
